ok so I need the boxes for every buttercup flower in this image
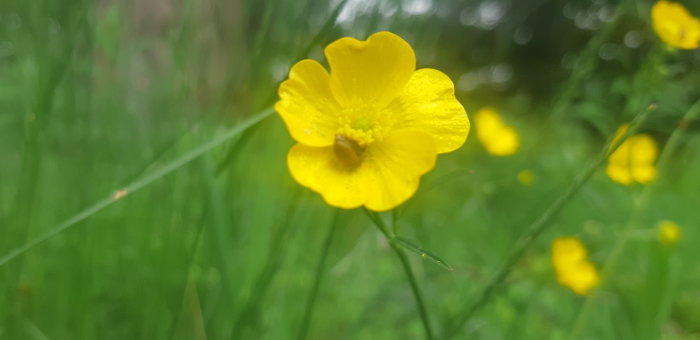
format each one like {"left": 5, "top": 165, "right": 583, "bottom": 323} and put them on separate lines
{"left": 606, "top": 124, "right": 658, "bottom": 186}
{"left": 474, "top": 107, "right": 519, "bottom": 156}
{"left": 276, "top": 32, "right": 470, "bottom": 211}
{"left": 651, "top": 0, "right": 700, "bottom": 49}
{"left": 658, "top": 220, "right": 681, "bottom": 246}
{"left": 551, "top": 237, "right": 600, "bottom": 295}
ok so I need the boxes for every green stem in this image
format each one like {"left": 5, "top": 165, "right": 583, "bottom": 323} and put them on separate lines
{"left": 297, "top": 211, "right": 340, "bottom": 340}
{"left": 442, "top": 105, "right": 655, "bottom": 339}
{"left": 568, "top": 99, "right": 700, "bottom": 340}
{"left": 364, "top": 208, "right": 434, "bottom": 340}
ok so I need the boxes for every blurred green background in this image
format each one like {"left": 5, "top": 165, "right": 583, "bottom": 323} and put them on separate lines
{"left": 1, "top": 0, "right": 699, "bottom": 339}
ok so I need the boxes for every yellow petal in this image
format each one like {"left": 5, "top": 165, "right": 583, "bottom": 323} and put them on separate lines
{"left": 551, "top": 237, "right": 588, "bottom": 269}
{"left": 387, "top": 68, "right": 470, "bottom": 153}
{"left": 483, "top": 127, "right": 519, "bottom": 156}
{"left": 474, "top": 108, "right": 519, "bottom": 156}
{"left": 551, "top": 237, "right": 599, "bottom": 295}
{"left": 558, "top": 261, "right": 599, "bottom": 295}
{"left": 629, "top": 134, "right": 658, "bottom": 164}
{"left": 607, "top": 133, "right": 657, "bottom": 185}
{"left": 325, "top": 31, "right": 416, "bottom": 108}
{"left": 606, "top": 163, "right": 634, "bottom": 186}
{"left": 632, "top": 164, "right": 656, "bottom": 184}
{"left": 652, "top": 0, "right": 700, "bottom": 49}
{"left": 286, "top": 131, "right": 436, "bottom": 211}
{"left": 362, "top": 130, "right": 437, "bottom": 211}
{"left": 287, "top": 143, "right": 367, "bottom": 209}
{"left": 276, "top": 59, "right": 340, "bottom": 147}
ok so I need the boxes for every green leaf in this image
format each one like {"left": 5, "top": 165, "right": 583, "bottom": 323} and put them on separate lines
{"left": 393, "top": 236, "right": 454, "bottom": 272}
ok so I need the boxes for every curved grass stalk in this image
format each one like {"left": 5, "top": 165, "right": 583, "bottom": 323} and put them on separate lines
{"left": 567, "top": 99, "right": 700, "bottom": 340}
{"left": 442, "top": 105, "right": 656, "bottom": 339}
{"left": 0, "top": 106, "right": 275, "bottom": 268}
{"left": 365, "top": 208, "right": 434, "bottom": 340}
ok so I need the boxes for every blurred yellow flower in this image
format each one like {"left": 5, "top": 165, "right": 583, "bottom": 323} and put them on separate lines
{"left": 651, "top": 0, "right": 700, "bottom": 49}
{"left": 517, "top": 169, "right": 535, "bottom": 186}
{"left": 551, "top": 237, "right": 600, "bottom": 295}
{"left": 658, "top": 220, "right": 681, "bottom": 246}
{"left": 474, "top": 107, "right": 519, "bottom": 156}
{"left": 606, "top": 125, "right": 658, "bottom": 186}
{"left": 276, "top": 32, "right": 470, "bottom": 211}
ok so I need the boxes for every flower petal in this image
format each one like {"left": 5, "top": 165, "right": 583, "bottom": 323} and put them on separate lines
{"left": 387, "top": 68, "right": 470, "bottom": 153}
{"left": 629, "top": 134, "right": 658, "bottom": 164}
{"left": 362, "top": 130, "right": 437, "bottom": 211}
{"left": 632, "top": 165, "right": 656, "bottom": 184}
{"left": 606, "top": 164, "right": 633, "bottom": 186}
{"left": 652, "top": 0, "right": 700, "bottom": 49}
{"left": 287, "top": 131, "right": 437, "bottom": 211}
{"left": 560, "top": 261, "right": 599, "bottom": 295}
{"left": 325, "top": 31, "right": 416, "bottom": 107}
{"left": 287, "top": 143, "right": 367, "bottom": 209}
{"left": 276, "top": 59, "right": 339, "bottom": 147}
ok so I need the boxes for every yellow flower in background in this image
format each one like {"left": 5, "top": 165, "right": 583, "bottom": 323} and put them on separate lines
{"left": 658, "top": 220, "right": 681, "bottom": 246}
{"left": 651, "top": 0, "right": 700, "bottom": 49}
{"left": 551, "top": 237, "right": 600, "bottom": 295}
{"left": 276, "top": 32, "right": 470, "bottom": 211}
{"left": 474, "top": 107, "right": 519, "bottom": 156}
{"left": 606, "top": 125, "right": 658, "bottom": 186}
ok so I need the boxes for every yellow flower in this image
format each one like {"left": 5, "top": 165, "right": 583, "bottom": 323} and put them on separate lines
{"left": 551, "top": 237, "right": 600, "bottom": 295}
{"left": 606, "top": 125, "right": 658, "bottom": 186}
{"left": 474, "top": 107, "right": 519, "bottom": 156}
{"left": 651, "top": 0, "right": 700, "bottom": 49}
{"left": 276, "top": 32, "right": 470, "bottom": 211}
{"left": 658, "top": 220, "right": 681, "bottom": 246}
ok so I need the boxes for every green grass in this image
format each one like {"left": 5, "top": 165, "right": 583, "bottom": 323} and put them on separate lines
{"left": 2, "top": 0, "right": 700, "bottom": 339}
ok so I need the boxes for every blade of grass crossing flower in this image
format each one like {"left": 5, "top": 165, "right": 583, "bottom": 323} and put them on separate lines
{"left": 568, "top": 99, "right": 700, "bottom": 340}
{"left": 0, "top": 106, "right": 275, "bottom": 268}
{"left": 394, "top": 237, "right": 454, "bottom": 272}
{"left": 442, "top": 105, "right": 656, "bottom": 339}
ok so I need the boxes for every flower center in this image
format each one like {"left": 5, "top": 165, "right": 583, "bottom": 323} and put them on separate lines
{"left": 332, "top": 108, "right": 391, "bottom": 168}
{"left": 336, "top": 115, "right": 384, "bottom": 147}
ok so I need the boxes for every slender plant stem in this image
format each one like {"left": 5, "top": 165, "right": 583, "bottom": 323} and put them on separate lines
{"left": 442, "top": 105, "right": 655, "bottom": 339}
{"left": 568, "top": 99, "right": 700, "bottom": 340}
{"left": 297, "top": 211, "right": 340, "bottom": 340}
{"left": 364, "top": 208, "right": 434, "bottom": 340}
